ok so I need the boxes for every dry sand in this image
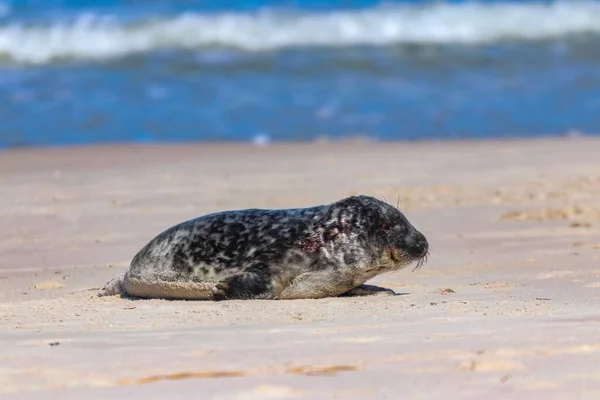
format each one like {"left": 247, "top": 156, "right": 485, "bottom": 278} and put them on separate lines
{"left": 1, "top": 137, "right": 600, "bottom": 399}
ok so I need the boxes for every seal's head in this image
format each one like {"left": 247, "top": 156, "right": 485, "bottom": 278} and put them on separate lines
{"left": 326, "top": 195, "right": 429, "bottom": 271}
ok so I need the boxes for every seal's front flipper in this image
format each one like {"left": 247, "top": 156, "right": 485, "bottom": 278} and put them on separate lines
{"left": 340, "top": 284, "right": 396, "bottom": 297}
{"left": 212, "top": 272, "right": 272, "bottom": 300}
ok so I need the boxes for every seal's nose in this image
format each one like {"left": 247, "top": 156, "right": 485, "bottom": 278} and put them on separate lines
{"left": 403, "top": 230, "right": 428, "bottom": 258}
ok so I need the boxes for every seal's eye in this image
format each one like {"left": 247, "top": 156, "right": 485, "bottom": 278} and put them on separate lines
{"left": 380, "top": 222, "right": 393, "bottom": 231}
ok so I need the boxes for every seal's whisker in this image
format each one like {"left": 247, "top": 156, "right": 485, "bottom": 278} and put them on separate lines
{"left": 411, "top": 259, "right": 421, "bottom": 272}
{"left": 396, "top": 193, "right": 400, "bottom": 209}
{"left": 411, "top": 255, "right": 428, "bottom": 272}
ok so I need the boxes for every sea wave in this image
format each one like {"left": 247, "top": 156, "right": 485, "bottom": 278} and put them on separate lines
{"left": 1, "top": 1, "right": 600, "bottom": 64}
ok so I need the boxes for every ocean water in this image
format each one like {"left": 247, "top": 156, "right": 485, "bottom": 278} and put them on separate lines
{"left": 1, "top": 0, "right": 600, "bottom": 148}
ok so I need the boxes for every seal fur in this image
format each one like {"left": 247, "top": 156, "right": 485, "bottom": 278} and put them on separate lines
{"left": 99, "top": 195, "right": 429, "bottom": 300}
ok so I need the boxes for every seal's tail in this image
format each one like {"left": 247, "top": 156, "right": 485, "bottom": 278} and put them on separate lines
{"left": 98, "top": 274, "right": 126, "bottom": 297}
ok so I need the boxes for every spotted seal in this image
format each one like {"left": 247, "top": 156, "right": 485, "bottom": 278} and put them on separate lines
{"left": 100, "top": 195, "right": 429, "bottom": 300}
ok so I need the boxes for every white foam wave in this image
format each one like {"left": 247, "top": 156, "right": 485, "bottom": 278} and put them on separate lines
{"left": 1, "top": 1, "right": 600, "bottom": 64}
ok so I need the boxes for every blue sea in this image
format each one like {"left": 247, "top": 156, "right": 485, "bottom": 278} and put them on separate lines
{"left": 1, "top": 0, "right": 600, "bottom": 148}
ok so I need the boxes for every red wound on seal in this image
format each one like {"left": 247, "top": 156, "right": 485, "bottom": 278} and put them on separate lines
{"left": 324, "top": 228, "right": 339, "bottom": 241}
{"left": 296, "top": 233, "right": 323, "bottom": 253}
{"left": 323, "top": 221, "right": 350, "bottom": 242}
{"left": 297, "top": 221, "right": 350, "bottom": 252}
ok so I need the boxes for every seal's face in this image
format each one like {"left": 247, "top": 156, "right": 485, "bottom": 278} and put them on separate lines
{"left": 378, "top": 206, "right": 428, "bottom": 271}
{"left": 385, "top": 219, "right": 429, "bottom": 270}
{"left": 335, "top": 195, "right": 429, "bottom": 271}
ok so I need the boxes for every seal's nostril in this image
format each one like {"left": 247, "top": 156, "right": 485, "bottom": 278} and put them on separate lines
{"left": 404, "top": 231, "right": 428, "bottom": 258}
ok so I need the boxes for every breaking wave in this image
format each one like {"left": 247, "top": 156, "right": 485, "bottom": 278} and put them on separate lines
{"left": 1, "top": 1, "right": 600, "bottom": 64}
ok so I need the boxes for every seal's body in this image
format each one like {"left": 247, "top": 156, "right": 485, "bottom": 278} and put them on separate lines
{"left": 100, "top": 195, "right": 428, "bottom": 300}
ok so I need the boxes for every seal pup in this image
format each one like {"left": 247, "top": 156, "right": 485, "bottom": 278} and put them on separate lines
{"left": 100, "top": 195, "right": 428, "bottom": 300}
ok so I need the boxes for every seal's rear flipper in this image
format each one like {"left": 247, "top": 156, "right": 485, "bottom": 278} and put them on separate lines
{"left": 98, "top": 274, "right": 126, "bottom": 297}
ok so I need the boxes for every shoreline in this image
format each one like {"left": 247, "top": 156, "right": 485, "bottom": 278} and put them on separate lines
{"left": 0, "top": 132, "right": 597, "bottom": 154}
{"left": 2, "top": 134, "right": 599, "bottom": 171}
{"left": 1, "top": 136, "right": 600, "bottom": 398}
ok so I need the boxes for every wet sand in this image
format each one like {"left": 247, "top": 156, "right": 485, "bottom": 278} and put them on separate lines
{"left": 1, "top": 138, "right": 600, "bottom": 399}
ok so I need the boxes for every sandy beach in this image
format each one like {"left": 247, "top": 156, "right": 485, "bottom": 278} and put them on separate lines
{"left": 1, "top": 137, "right": 600, "bottom": 399}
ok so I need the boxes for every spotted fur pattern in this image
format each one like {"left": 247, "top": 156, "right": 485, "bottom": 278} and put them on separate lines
{"left": 100, "top": 195, "right": 429, "bottom": 300}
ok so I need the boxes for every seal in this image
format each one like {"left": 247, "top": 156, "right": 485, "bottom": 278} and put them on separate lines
{"left": 99, "top": 195, "right": 429, "bottom": 300}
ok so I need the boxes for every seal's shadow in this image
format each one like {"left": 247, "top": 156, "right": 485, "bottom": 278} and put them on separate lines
{"left": 106, "top": 284, "right": 409, "bottom": 301}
